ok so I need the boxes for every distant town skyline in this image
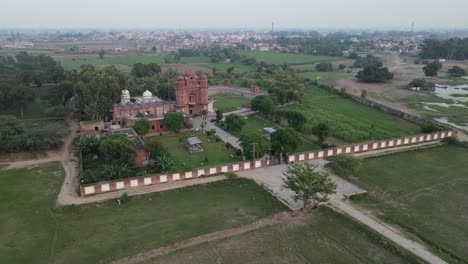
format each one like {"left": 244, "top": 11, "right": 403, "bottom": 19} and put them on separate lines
{"left": 2, "top": 0, "right": 468, "bottom": 30}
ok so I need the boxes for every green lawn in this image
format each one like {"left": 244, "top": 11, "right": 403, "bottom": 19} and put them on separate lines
{"left": 240, "top": 51, "right": 342, "bottom": 65}
{"left": 351, "top": 145, "right": 468, "bottom": 263}
{"left": 0, "top": 164, "right": 286, "bottom": 264}
{"left": 146, "top": 207, "right": 421, "bottom": 264}
{"left": 210, "top": 93, "right": 250, "bottom": 112}
{"left": 285, "top": 87, "right": 421, "bottom": 142}
{"left": 154, "top": 132, "right": 241, "bottom": 171}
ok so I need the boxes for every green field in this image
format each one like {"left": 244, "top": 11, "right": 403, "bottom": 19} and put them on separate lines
{"left": 0, "top": 164, "right": 286, "bottom": 264}
{"left": 154, "top": 132, "right": 241, "bottom": 171}
{"left": 351, "top": 145, "right": 468, "bottom": 263}
{"left": 285, "top": 87, "right": 420, "bottom": 142}
{"left": 299, "top": 71, "right": 352, "bottom": 85}
{"left": 195, "top": 62, "right": 256, "bottom": 72}
{"left": 210, "top": 93, "right": 250, "bottom": 112}
{"left": 240, "top": 51, "right": 342, "bottom": 65}
{"left": 54, "top": 54, "right": 211, "bottom": 71}
{"left": 146, "top": 207, "right": 421, "bottom": 264}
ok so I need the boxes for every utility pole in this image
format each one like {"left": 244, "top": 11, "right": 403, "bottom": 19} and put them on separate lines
{"left": 271, "top": 22, "right": 274, "bottom": 33}
{"left": 251, "top": 143, "right": 258, "bottom": 162}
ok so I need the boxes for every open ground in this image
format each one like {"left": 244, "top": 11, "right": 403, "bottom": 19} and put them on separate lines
{"left": 350, "top": 145, "right": 468, "bottom": 263}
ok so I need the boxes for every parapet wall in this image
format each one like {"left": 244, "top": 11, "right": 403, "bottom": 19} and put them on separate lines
{"left": 80, "top": 159, "right": 269, "bottom": 196}
{"left": 287, "top": 130, "right": 455, "bottom": 163}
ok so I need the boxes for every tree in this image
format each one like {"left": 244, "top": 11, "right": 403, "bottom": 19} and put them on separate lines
{"left": 103, "top": 163, "right": 131, "bottom": 180}
{"left": 326, "top": 154, "right": 363, "bottom": 177}
{"left": 162, "top": 112, "right": 184, "bottom": 133}
{"left": 270, "top": 128, "right": 302, "bottom": 155}
{"left": 152, "top": 155, "right": 176, "bottom": 172}
{"left": 276, "top": 110, "right": 307, "bottom": 131}
{"left": 448, "top": 66, "right": 466, "bottom": 77}
{"left": 338, "top": 64, "right": 346, "bottom": 70}
{"left": 224, "top": 114, "right": 246, "bottom": 134}
{"left": 74, "top": 65, "right": 127, "bottom": 121}
{"left": 282, "top": 163, "right": 336, "bottom": 208}
{"left": 75, "top": 137, "right": 100, "bottom": 155}
{"left": 215, "top": 109, "right": 223, "bottom": 122}
{"left": 239, "top": 133, "right": 270, "bottom": 160}
{"left": 407, "top": 78, "right": 435, "bottom": 91}
{"left": 131, "top": 63, "right": 162, "bottom": 78}
{"left": 99, "top": 135, "right": 136, "bottom": 166}
{"left": 315, "top": 62, "right": 333, "bottom": 72}
{"left": 151, "top": 46, "right": 157, "bottom": 53}
{"left": 251, "top": 95, "right": 274, "bottom": 116}
{"left": 312, "top": 123, "right": 330, "bottom": 145}
{"left": 353, "top": 54, "right": 383, "bottom": 68}
{"left": 133, "top": 119, "right": 150, "bottom": 135}
{"left": 421, "top": 121, "right": 443, "bottom": 133}
{"left": 145, "top": 138, "right": 170, "bottom": 159}
{"left": 356, "top": 66, "right": 393, "bottom": 83}
{"left": 98, "top": 49, "right": 105, "bottom": 59}
{"left": 423, "top": 61, "right": 442, "bottom": 78}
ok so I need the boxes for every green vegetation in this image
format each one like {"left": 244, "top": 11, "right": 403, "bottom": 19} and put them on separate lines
{"left": 195, "top": 62, "right": 255, "bottom": 72}
{"left": 299, "top": 71, "right": 350, "bottom": 85}
{"left": 147, "top": 207, "right": 422, "bottom": 264}
{"left": 351, "top": 146, "right": 468, "bottom": 263}
{"left": 326, "top": 154, "right": 363, "bottom": 177}
{"left": 55, "top": 54, "right": 211, "bottom": 71}
{"left": 155, "top": 132, "right": 241, "bottom": 171}
{"left": 210, "top": 93, "right": 250, "bottom": 112}
{"left": 285, "top": 87, "right": 420, "bottom": 142}
{"left": 0, "top": 164, "right": 286, "bottom": 264}
{"left": 240, "top": 51, "right": 341, "bottom": 65}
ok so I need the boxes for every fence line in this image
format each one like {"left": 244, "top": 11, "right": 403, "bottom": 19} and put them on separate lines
{"left": 80, "top": 130, "right": 455, "bottom": 196}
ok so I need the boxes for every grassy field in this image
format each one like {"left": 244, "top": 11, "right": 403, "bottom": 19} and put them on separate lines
{"left": 154, "top": 132, "right": 241, "bottom": 171}
{"left": 240, "top": 51, "right": 342, "bottom": 65}
{"left": 146, "top": 207, "right": 421, "bottom": 264}
{"left": 195, "top": 62, "right": 256, "bottom": 72}
{"left": 54, "top": 54, "right": 211, "bottom": 71}
{"left": 351, "top": 145, "right": 468, "bottom": 263}
{"left": 285, "top": 87, "right": 421, "bottom": 142}
{"left": 299, "top": 71, "right": 352, "bottom": 85}
{"left": 0, "top": 164, "right": 286, "bottom": 264}
{"left": 210, "top": 93, "right": 250, "bottom": 112}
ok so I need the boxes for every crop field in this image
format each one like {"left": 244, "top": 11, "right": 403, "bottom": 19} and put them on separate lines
{"left": 54, "top": 54, "right": 211, "bottom": 71}
{"left": 351, "top": 145, "right": 468, "bottom": 263}
{"left": 155, "top": 132, "right": 241, "bottom": 171}
{"left": 240, "top": 51, "right": 342, "bottom": 65}
{"left": 285, "top": 87, "right": 420, "bottom": 142}
{"left": 0, "top": 164, "right": 286, "bottom": 264}
{"left": 194, "top": 62, "right": 256, "bottom": 72}
{"left": 210, "top": 93, "right": 250, "bottom": 112}
{"left": 145, "top": 207, "right": 420, "bottom": 264}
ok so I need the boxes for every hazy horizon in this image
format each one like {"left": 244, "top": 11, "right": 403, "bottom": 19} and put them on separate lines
{"left": 2, "top": 0, "right": 468, "bottom": 30}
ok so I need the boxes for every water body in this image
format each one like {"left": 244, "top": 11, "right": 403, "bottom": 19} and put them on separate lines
{"left": 434, "top": 84, "right": 468, "bottom": 102}
{"left": 434, "top": 117, "right": 468, "bottom": 131}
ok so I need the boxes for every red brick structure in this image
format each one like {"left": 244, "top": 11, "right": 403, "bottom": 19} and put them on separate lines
{"left": 176, "top": 72, "right": 209, "bottom": 116}
{"left": 112, "top": 72, "right": 208, "bottom": 133}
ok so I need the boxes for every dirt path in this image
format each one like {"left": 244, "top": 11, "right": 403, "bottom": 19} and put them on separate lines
{"left": 112, "top": 211, "right": 293, "bottom": 264}
{"left": 329, "top": 200, "right": 447, "bottom": 264}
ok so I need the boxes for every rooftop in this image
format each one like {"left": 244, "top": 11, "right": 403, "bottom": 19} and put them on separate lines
{"left": 187, "top": 136, "right": 202, "bottom": 146}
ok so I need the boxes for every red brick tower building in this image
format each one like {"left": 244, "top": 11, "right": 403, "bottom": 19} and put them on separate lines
{"left": 176, "top": 72, "right": 209, "bottom": 116}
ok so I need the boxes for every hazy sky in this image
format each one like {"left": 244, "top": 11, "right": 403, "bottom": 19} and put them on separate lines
{"left": 2, "top": 0, "right": 468, "bottom": 30}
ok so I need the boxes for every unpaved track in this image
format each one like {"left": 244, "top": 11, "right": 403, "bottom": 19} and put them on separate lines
{"left": 329, "top": 200, "right": 447, "bottom": 264}
{"left": 112, "top": 211, "right": 293, "bottom": 264}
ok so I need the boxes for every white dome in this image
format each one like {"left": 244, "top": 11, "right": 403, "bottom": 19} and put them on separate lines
{"left": 143, "top": 90, "right": 153, "bottom": 99}
{"left": 122, "top": 89, "right": 130, "bottom": 96}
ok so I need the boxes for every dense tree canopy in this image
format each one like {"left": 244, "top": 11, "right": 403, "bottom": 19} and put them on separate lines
{"left": 73, "top": 65, "right": 126, "bottom": 121}
{"left": 353, "top": 54, "right": 383, "bottom": 68}
{"left": 420, "top": 38, "right": 468, "bottom": 60}
{"left": 239, "top": 132, "right": 270, "bottom": 160}
{"left": 270, "top": 128, "right": 302, "bottom": 155}
{"left": 99, "top": 135, "right": 136, "bottom": 167}
{"left": 162, "top": 112, "right": 184, "bottom": 133}
{"left": 224, "top": 114, "right": 246, "bottom": 134}
{"left": 356, "top": 66, "right": 393, "bottom": 83}
{"left": 423, "top": 61, "right": 442, "bottom": 78}
{"left": 131, "top": 63, "right": 162, "bottom": 78}
{"left": 251, "top": 95, "right": 274, "bottom": 116}
{"left": 448, "top": 66, "right": 466, "bottom": 77}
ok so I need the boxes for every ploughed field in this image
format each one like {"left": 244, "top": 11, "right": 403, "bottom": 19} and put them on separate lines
{"left": 351, "top": 145, "right": 468, "bottom": 263}
{"left": 0, "top": 164, "right": 285, "bottom": 264}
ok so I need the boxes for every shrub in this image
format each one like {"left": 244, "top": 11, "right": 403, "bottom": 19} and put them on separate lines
{"left": 315, "top": 62, "right": 333, "bottom": 72}
{"left": 207, "top": 128, "right": 216, "bottom": 136}
{"left": 45, "top": 105, "right": 67, "bottom": 117}
{"left": 133, "top": 119, "right": 150, "bottom": 135}
{"left": 448, "top": 66, "right": 466, "bottom": 77}
{"left": 235, "top": 149, "right": 242, "bottom": 156}
{"left": 225, "top": 142, "right": 233, "bottom": 149}
{"left": 119, "top": 193, "right": 130, "bottom": 204}
{"left": 184, "top": 122, "right": 193, "bottom": 129}
{"left": 225, "top": 172, "right": 239, "bottom": 180}
{"left": 421, "top": 121, "right": 443, "bottom": 133}
{"left": 407, "top": 79, "right": 435, "bottom": 92}
{"left": 441, "top": 136, "right": 459, "bottom": 145}
{"left": 361, "top": 89, "right": 367, "bottom": 98}
{"left": 326, "top": 154, "right": 363, "bottom": 177}
{"left": 214, "top": 135, "right": 222, "bottom": 142}
{"left": 145, "top": 138, "right": 170, "bottom": 159}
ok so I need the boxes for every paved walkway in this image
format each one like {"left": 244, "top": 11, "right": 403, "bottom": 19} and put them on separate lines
{"left": 191, "top": 117, "right": 241, "bottom": 149}
{"left": 238, "top": 159, "right": 366, "bottom": 210}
